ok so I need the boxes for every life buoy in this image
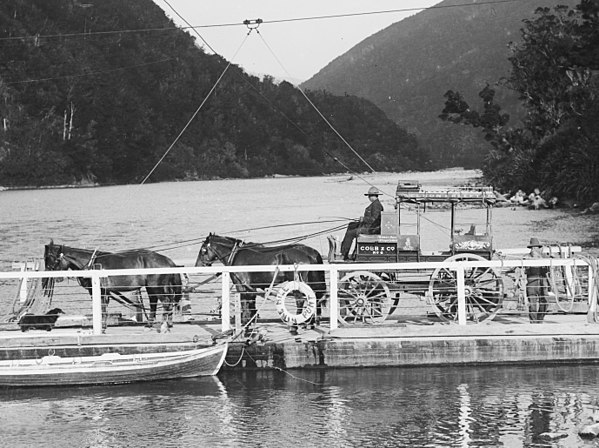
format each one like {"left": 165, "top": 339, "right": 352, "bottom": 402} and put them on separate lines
{"left": 275, "top": 281, "right": 317, "bottom": 326}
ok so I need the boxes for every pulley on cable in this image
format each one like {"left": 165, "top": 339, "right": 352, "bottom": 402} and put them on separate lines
{"left": 243, "top": 18, "right": 263, "bottom": 31}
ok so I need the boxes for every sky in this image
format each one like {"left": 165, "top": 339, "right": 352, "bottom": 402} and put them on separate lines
{"left": 153, "top": 1, "right": 439, "bottom": 83}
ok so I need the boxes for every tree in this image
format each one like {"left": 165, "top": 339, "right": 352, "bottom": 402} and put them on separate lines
{"left": 0, "top": 0, "right": 425, "bottom": 186}
{"left": 440, "top": 1, "right": 599, "bottom": 201}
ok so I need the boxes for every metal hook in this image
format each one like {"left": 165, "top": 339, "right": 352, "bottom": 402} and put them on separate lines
{"left": 293, "top": 262, "right": 300, "bottom": 282}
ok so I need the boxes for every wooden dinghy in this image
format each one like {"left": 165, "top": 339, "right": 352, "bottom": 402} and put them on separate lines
{"left": 0, "top": 342, "right": 228, "bottom": 387}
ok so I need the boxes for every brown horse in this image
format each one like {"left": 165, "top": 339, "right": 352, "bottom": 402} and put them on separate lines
{"left": 195, "top": 234, "right": 327, "bottom": 334}
{"left": 42, "top": 241, "right": 182, "bottom": 333}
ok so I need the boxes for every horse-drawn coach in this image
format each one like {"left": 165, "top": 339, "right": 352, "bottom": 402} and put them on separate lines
{"left": 331, "top": 181, "right": 505, "bottom": 325}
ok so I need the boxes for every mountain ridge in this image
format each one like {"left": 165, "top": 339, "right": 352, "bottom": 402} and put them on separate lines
{"left": 302, "top": 0, "right": 579, "bottom": 167}
{"left": 0, "top": 0, "right": 426, "bottom": 186}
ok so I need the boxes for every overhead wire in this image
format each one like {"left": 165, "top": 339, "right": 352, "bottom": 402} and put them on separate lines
{"left": 138, "top": 0, "right": 260, "bottom": 185}
{"left": 148, "top": 8, "right": 401, "bottom": 199}
{"left": 0, "top": 0, "right": 525, "bottom": 43}
{"left": 161, "top": 0, "right": 218, "bottom": 54}
{"left": 58, "top": 2, "right": 252, "bottom": 251}
{"left": 151, "top": 1, "right": 375, "bottom": 184}
{"left": 127, "top": 1, "right": 395, "bottom": 244}
{"left": 256, "top": 0, "right": 522, "bottom": 25}
{"left": 87, "top": 2, "right": 337, "bottom": 253}
{"left": 139, "top": 29, "right": 250, "bottom": 184}
{"left": 254, "top": 28, "right": 375, "bottom": 174}
{"left": 123, "top": 2, "right": 357, "bottom": 250}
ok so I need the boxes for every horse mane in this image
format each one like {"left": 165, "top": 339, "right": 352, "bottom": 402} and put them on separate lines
{"left": 210, "top": 234, "right": 244, "bottom": 246}
{"left": 210, "top": 234, "right": 305, "bottom": 251}
{"left": 47, "top": 242, "right": 156, "bottom": 261}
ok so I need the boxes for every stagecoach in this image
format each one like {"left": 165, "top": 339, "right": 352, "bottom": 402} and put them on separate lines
{"left": 328, "top": 180, "right": 595, "bottom": 326}
{"left": 331, "top": 181, "right": 506, "bottom": 325}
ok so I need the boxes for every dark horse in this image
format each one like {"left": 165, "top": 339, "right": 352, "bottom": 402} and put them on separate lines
{"left": 42, "top": 241, "right": 182, "bottom": 333}
{"left": 195, "top": 234, "right": 327, "bottom": 333}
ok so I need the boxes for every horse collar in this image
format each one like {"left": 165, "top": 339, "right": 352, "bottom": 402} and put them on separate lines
{"left": 86, "top": 247, "right": 99, "bottom": 269}
{"left": 227, "top": 241, "right": 240, "bottom": 264}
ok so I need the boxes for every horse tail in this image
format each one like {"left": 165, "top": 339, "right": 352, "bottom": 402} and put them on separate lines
{"left": 170, "top": 273, "right": 183, "bottom": 305}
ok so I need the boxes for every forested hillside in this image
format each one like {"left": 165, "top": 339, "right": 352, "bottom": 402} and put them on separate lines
{"left": 302, "top": 0, "right": 578, "bottom": 168}
{"left": 440, "top": 1, "right": 599, "bottom": 202}
{"left": 0, "top": 0, "right": 425, "bottom": 187}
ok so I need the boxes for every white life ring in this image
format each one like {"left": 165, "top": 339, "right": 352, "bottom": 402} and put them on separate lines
{"left": 275, "top": 281, "right": 317, "bottom": 326}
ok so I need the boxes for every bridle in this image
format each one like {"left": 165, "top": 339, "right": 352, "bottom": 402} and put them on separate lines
{"left": 46, "top": 245, "right": 97, "bottom": 271}
{"left": 200, "top": 236, "right": 264, "bottom": 293}
{"left": 45, "top": 245, "right": 65, "bottom": 270}
{"left": 200, "top": 236, "right": 241, "bottom": 266}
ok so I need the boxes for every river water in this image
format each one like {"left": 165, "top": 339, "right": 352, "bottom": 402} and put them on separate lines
{"left": 2, "top": 170, "right": 599, "bottom": 447}
{"left": 1, "top": 169, "right": 598, "bottom": 267}
{"left": 3, "top": 365, "right": 599, "bottom": 447}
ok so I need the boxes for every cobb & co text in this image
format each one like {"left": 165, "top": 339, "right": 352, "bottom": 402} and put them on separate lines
{"left": 358, "top": 244, "right": 397, "bottom": 255}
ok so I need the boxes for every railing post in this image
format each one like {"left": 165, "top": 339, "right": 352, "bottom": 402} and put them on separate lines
{"left": 91, "top": 272, "right": 103, "bottom": 335}
{"left": 18, "top": 263, "right": 27, "bottom": 303}
{"left": 587, "top": 264, "right": 597, "bottom": 323}
{"left": 329, "top": 266, "right": 338, "bottom": 331}
{"left": 221, "top": 271, "right": 231, "bottom": 332}
{"left": 456, "top": 266, "right": 466, "bottom": 325}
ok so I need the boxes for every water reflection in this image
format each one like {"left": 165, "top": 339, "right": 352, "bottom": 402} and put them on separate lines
{"left": 4, "top": 365, "right": 599, "bottom": 447}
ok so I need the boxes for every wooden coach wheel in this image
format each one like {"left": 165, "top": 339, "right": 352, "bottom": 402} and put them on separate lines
{"left": 337, "top": 271, "right": 392, "bottom": 325}
{"left": 428, "top": 253, "right": 504, "bottom": 323}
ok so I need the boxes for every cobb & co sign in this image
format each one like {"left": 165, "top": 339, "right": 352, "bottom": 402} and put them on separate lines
{"left": 357, "top": 241, "right": 397, "bottom": 256}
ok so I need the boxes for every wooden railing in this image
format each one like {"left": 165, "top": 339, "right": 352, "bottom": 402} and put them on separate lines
{"left": 1, "top": 254, "right": 597, "bottom": 335}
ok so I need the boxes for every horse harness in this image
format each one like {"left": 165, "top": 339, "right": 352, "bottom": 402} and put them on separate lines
{"left": 204, "top": 238, "right": 297, "bottom": 294}
{"left": 203, "top": 239, "right": 241, "bottom": 266}
{"left": 204, "top": 239, "right": 257, "bottom": 292}
{"left": 51, "top": 245, "right": 99, "bottom": 271}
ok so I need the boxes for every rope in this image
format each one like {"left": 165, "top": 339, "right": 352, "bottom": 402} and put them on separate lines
{"left": 223, "top": 346, "right": 246, "bottom": 368}
{"left": 242, "top": 349, "right": 322, "bottom": 386}
{"left": 142, "top": 221, "right": 348, "bottom": 256}
{"left": 269, "top": 366, "right": 322, "bottom": 386}
{"left": 226, "top": 218, "right": 348, "bottom": 235}
{"left": 222, "top": 267, "right": 281, "bottom": 343}
{"left": 103, "top": 219, "right": 349, "bottom": 255}
{"left": 254, "top": 29, "right": 376, "bottom": 174}
{"left": 255, "top": 223, "right": 348, "bottom": 247}
{"left": 139, "top": 30, "right": 250, "bottom": 184}
{"left": 574, "top": 254, "right": 599, "bottom": 322}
